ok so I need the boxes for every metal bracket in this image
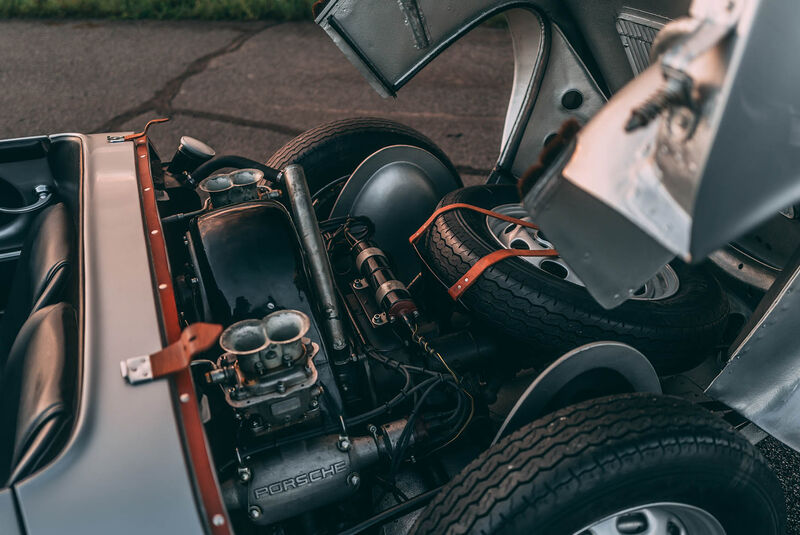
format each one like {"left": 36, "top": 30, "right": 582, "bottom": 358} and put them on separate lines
{"left": 351, "top": 278, "right": 368, "bottom": 291}
{"left": 370, "top": 312, "right": 387, "bottom": 327}
{"left": 120, "top": 355, "right": 154, "bottom": 385}
{"left": 0, "top": 184, "right": 53, "bottom": 215}
{"left": 108, "top": 117, "right": 170, "bottom": 143}
{"left": 121, "top": 322, "right": 222, "bottom": 385}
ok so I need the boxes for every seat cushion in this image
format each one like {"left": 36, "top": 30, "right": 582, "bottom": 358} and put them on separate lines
{"left": 0, "top": 303, "right": 78, "bottom": 486}
{"left": 0, "top": 203, "right": 75, "bottom": 367}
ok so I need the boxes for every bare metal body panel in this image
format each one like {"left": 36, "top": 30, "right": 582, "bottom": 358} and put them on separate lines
{"left": 13, "top": 134, "right": 206, "bottom": 534}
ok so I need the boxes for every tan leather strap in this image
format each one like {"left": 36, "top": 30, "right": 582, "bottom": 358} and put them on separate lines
{"left": 448, "top": 248, "right": 559, "bottom": 299}
{"left": 150, "top": 322, "right": 222, "bottom": 378}
{"left": 409, "top": 202, "right": 538, "bottom": 244}
{"left": 409, "top": 202, "right": 557, "bottom": 301}
{"left": 121, "top": 322, "right": 222, "bottom": 384}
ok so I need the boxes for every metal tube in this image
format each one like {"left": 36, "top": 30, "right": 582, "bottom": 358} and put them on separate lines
{"left": 282, "top": 164, "right": 348, "bottom": 352}
{"left": 337, "top": 488, "right": 440, "bottom": 535}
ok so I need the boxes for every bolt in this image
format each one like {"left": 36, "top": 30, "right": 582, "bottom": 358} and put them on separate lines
{"left": 212, "top": 514, "right": 225, "bottom": 526}
{"left": 267, "top": 302, "right": 275, "bottom": 310}
{"left": 179, "top": 393, "right": 190, "bottom": 403}
{"left": 352, "top": 279, "right": 363, "bottom": 289}
{"left": 249, "top": 416, "right": 263, "bottom": 429}
{"left": 337, "top": 437, "right": 351, "bottom": 452}
{"left": 237, "top": 466, "right": 252, "bottom": 482}
{"left": 367, "top": 424, "right": 378, "bottom": 435}
{"left": 309, "top": 399, "right": 319, "bottom": 409}
{"left": 276, "top": 381, "right": 286, "bottom": 394}
{"left": 248, "top": 506, "right": 262, "bottom": 520}
{"left": 190, "top": 277, "right": 199, "bottom": 286}
{"left": 347, "top": 472, "right": 361, "bottom": 488}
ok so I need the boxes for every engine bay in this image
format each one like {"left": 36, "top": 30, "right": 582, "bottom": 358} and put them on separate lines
{"left": 154, "top": 144, "right": 514, "bottom": 534}
{"left": 150, "top": 125, "right": 741, "bottom": 533}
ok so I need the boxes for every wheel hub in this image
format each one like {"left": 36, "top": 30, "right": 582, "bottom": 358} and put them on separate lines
{"left": 487, "top": 204, "right": 680, "bottom": 301}
{"left": 573, "top": 502, "right": 726, "bottom": 535}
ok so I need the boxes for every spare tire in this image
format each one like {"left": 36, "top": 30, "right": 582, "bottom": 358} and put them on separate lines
{"left": 419, "top": 185, "right": 729, "bottom": 374}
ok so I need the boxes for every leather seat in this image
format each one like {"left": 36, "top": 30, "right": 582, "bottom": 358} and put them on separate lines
{"left": 0, "top": 303, "right": 78, "bottom": 486}
{"left": 0, "top": 203, "right": 74, "bottom": 367}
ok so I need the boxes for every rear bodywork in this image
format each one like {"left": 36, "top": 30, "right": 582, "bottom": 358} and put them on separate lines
{"left": 6, "top": 134, "right": 208, "bottom": 534}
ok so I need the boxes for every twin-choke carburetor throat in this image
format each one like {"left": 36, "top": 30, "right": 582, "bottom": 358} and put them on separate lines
{"left": 206, "top": 309, "right": 322, "bottom": 434}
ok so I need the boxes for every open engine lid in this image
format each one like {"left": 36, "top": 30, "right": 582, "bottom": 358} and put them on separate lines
{"left": 315, "top": 0, "right": 542, "bottom": 98}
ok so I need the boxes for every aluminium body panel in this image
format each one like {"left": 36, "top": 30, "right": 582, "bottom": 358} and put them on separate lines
{"left": 707, "top": 249, "right": 800, "bottom": 452}
{"left": 316, "top": 0, "right": 605, "bottom": 182}
{"left": 13, "top": 134, "right": 206, "bottom": 534}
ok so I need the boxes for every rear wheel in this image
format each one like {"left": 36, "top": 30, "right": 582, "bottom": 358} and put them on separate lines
{"left": 266, "top": 117, "right": 460, "bottom": 216}
{"left": 413, "top": 393, "right": 785, "bottom": 535}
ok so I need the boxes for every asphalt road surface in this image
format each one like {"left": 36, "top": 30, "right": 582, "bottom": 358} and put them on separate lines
{"left": 1, "top": 19, "right": 798, "bottom": 533}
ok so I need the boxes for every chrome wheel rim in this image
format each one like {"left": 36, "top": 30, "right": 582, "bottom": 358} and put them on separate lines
{"left": 573, "top": 502, "right": 726, "bottom": 535}
{"left": 487, "top": 204, "right": 680, "bottom": 301}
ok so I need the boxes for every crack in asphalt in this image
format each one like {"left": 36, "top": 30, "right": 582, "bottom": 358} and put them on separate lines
{"left": 170, "top": 107, "right": 303, "bottom": 136}
{"left": 89, "top": 21, "right": 493, "bottom": 177}
{"left": 93, "top": 22, "right": 279, "bottom": 133}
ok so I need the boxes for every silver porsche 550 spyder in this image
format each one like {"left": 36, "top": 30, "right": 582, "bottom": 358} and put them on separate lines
{"left": 1, "top": 0, "right": 796, "bottom": 533}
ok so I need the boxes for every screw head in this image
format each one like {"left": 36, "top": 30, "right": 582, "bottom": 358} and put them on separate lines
{"left": 212, "top": 514, "right": 225, "bottom": 526}
{"left": 309, "top": 399, "right": 319, "bottom": 409}
{"left": 248, "top": 506, "right": 262, "bottom": 520}
{"left": 276, "top": 381, "right": 286, "bottom": 393}
{"left": 237, "top": 466, "right": 252, "bottom": 482}
{"left": 249, "top": 416, "right": 263, "bottom": 429}
{"left": 337, "top": 437, "right": 351, "bottom": 452}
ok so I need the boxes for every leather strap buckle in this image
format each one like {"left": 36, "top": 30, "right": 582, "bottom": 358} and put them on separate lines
{"left": 121, "top": 322, "right": 222, "bottom": 385}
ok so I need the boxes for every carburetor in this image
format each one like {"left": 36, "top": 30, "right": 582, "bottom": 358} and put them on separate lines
{"left": 206, "top": 309, "right": 322, "bottom": 434}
